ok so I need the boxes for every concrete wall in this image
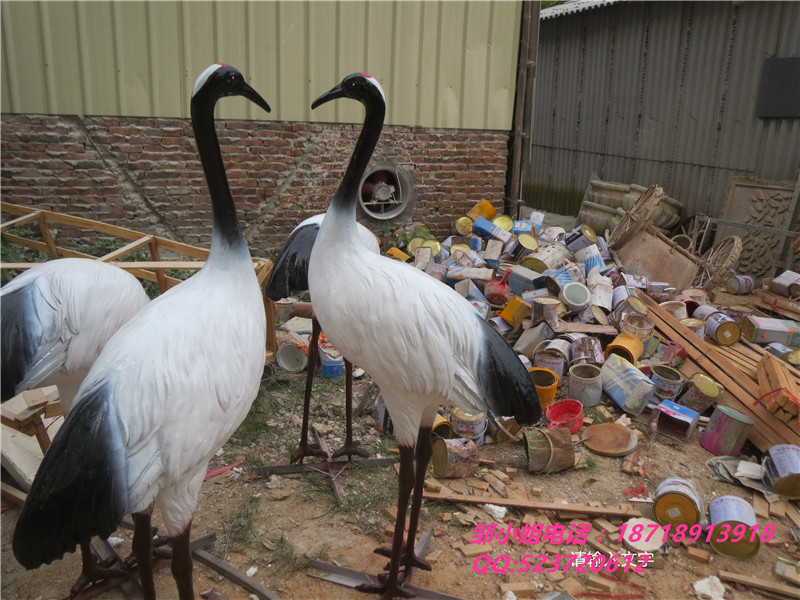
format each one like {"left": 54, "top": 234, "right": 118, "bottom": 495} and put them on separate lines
{"left": 1, "top": 114, "right": 510, "bottom": 259}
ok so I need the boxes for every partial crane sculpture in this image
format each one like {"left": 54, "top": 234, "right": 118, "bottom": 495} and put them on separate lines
{"left": 2, "top": 258, "right": 150, "bottom": 594}
{"left": 266, "top": 213, "right": 378, "bottom": 463}
{"left": 308, "top": 73, "right": 542, "bottom": 599}
{"left": 12, "top": 63, "right": 270, "bottom": 600}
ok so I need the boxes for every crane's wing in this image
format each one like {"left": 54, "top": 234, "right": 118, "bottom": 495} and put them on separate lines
{"left": 265, "top": 223, "right": 319, "bottom": 300}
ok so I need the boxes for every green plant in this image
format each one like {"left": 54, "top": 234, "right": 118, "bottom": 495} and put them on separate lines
{"left": 0, "top": 225, "right": 49, "bottom": 284}
{"left": 267, "top": 534, "right": 309, "bottom": 575}
{"left": 220, "top": 496, "right": 260, "bottom": 556}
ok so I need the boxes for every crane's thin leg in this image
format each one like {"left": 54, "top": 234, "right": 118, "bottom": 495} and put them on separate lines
{"left": 132, "top": 509, "right": 156, "bottom": 600}
{"left": 355, "top": 445, "right": 414, "bottom": 600}
{"left": 69, "top": 541, "right": 128, "bottom": 597}
{"left": 170, "top": 521, "right": 194, "bottom": 600}
{"left": 331, "top": 358, "right": 369, "bottom": 460}
{"left": 290, "top": 316, "right": 326, "bottom": 464}
{"left": 402, "top": 426, "right": 433, "bottom": 573}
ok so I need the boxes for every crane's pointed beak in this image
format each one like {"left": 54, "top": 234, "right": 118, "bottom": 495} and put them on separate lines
{"left": 243, "top": 83, "right": 271, "bottom": 113}
{"left": 312, "top": 84, "right": 345, "bottom": 110}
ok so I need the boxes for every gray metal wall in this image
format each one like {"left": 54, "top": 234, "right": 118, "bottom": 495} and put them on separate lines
{"left": 1, "top": 0, "right": 521, "bottom": 130}
{"left": 525, "top": 0, "right": 800, "bottom": 218}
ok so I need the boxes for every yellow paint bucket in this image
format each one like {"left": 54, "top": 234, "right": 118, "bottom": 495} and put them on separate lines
{"left": 432, "top": 413, "right": 454, "bottom": 439}
{"left": 528, "top": 367, "right": 560, "bottom": 410}
{"left": 653, "top": 478, "right": 704, "bottom": 526}
{"left": 605, "top": 332, "right": 644, "bottom": 363}
{"left": 466, "top": 199, "right": 497, "bottom": 222}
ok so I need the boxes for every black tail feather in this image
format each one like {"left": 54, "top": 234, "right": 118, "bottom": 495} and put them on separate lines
{"left": 12, "top": 384, "right": 127, "bottom": 569}
{"left": 264, "top": 224, "right": 319, "bottom": 300}
{"left": 476, "top": 315, "right": 542, "bottom": 425}
{"left": 1, "top": 285, "right": 37, "bottom": 402}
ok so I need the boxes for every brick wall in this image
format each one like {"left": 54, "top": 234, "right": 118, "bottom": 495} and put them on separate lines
{"left": 1, "top": 114, "right": 510, "bottom": 259}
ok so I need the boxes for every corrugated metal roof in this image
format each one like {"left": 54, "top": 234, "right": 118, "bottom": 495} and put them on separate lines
{"left": 541, "top": 0, "right": 621, "bottom": 20}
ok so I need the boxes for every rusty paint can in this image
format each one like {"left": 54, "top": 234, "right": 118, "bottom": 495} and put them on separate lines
{"left": 700, "top": 405, "right": 754, "bottom": 456}
{"left": 451, "top": 407, "right": 488, "bottom": 446}
{"left": 654, "top": 478, "right": 704, "bottom": 526}
{"left": 568, "top": 363, "right": 603, "bottom": 407}
{"left": 525, "top": 242, "right": 573, "bottom": 273}
{"left": 621, "top": 313, "right": 655, "bottom": 344}
{"left": 680, "top": 317, "right": 706, "bottom": 339}
{"left": 705, "top": 312, "right": 741, "bottom": 346}
{"left": 610, "top": 295, "right": 649, "bottom": 328}
{"left": 726, "top": 275, "right": 755, "bottom": 295}
{"left": 611, "top": 284, "right": 637, "bottom": 309}
{"left": 466, "top": 199, "right": 497, "bottom": 222}
{"left": 564, "top": 224, "right": 598, "bottom": 253}
{"left": 677, "top": 373, "right": 722, "bottom": 413}
{"left": 763, "top": 444, "right": 800, "bottom": 499}
{"left": 724, "top": 304, "right": 754, "bottom": 323}
{"left": 708, "top": 496, "right": 760, "bottom": 559}
{"left": 533, "top": 339, "right": 571, "bottom": 378}
{"left": 659, "top": 300, "right": 688, "bottom": 321}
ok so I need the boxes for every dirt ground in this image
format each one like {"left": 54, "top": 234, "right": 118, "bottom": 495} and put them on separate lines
{"left": 2, "top": 251, "right": 799, "bottom": 600}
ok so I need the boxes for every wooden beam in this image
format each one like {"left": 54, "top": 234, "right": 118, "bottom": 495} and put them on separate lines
{"left": 97, "top": 235, "right": 154, "bottom": 262}
{"left": 0, "top": 211, "right": 40, "bottom": 232}
{"left": 719, "top": 570, "right": 800, "bottom": 598}
{"left": 422, "top": 490, "right": 641, "bottom": 519}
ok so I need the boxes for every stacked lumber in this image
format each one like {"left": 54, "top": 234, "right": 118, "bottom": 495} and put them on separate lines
{"left": 753, "top": 289, "right": 800, "bottom": 321}
{"left": 757, "top": 353, "right": 800, "bottom": 430}
{"left": 636, "top": 291, "right": 800, "bottom": 451}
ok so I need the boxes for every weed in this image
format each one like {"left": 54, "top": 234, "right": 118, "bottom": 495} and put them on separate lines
{"left": 267, "top": 535, "right": 309, "bottom": 575}
{"left": 220, "top": 496, "right": 259, "bottom": 557}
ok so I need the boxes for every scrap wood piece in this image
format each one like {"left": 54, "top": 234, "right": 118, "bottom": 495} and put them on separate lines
{"left": 719, "top": 570, "right": 800, "bottom": 599}
{"left": 422, "top": 491, "right": 641, "bottom": 519}
{"left": 205, "top": 458, "right": 245, "bottom": 480}
{"left": 1, "top": 481, "right": 26, "bottom": 505}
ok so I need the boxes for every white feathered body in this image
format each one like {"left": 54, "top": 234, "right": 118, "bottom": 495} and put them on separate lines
{"left": 309, "top": 209, "right": 487, "bottom": 446}
{"left": 1, "top": 258, "right": 149, "bottom": 412}
{"left": 74, "top": 252, "right": 266, "bottom": 535}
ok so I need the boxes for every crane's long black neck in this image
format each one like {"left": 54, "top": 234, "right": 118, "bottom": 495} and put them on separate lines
{"left": 332, "top": 101, "right": 385, "bottom": 213}
{"left": 191, "top": 100, "right": 247, "bottom": 254}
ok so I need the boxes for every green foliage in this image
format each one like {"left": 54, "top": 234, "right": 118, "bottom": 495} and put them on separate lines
{"left": 220, "top": 495, "right": 260, "bottom": 556}
{"left": 0, "top": 225, "right": 48, "bottom": 285}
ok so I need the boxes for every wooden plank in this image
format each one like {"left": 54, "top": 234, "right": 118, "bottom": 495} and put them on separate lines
{"left": 97, "top": 235, "right": 154, "bottom": 262}
{"left": 148, "top": 237, "right": 169, "bottom": 294}
{"left": 422, "top": 491, "right": 641, "bottom": 519}
{"left": 37, "top": 212, "right": 60, "bottom": 258}
{"left": 0, "top": 210, "right": 40, "bottom": 232}
{"left": 718, "top": 570, "right": 800, "bottom": 598}
{"left": 1, "top": 482, "right": 27, "bottom": 505}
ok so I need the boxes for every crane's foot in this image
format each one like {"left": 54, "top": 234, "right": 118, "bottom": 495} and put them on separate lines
{"left": 355, "top": 577, "right": 415, "bottom": 599}
{"left": 69, "top": 555, "right": 129, "bottom": 598}
{"left": 373, "top": 546, "right": 432, "bottom": 572}
{"left": 330, "top": 439, "right": 370, "bottom": 460}
{"left": 124, "top": 530, "right": 172, "bottom": 568}
{"left": 289, "top": 441, "right": 327, "bottom": 464}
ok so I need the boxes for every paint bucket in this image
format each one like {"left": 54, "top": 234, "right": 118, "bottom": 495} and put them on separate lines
{"left": 564, "top": 224, "right": 597, "bottom": 253}
{"left": 680, "top": 317, "right": 706, "bottom": 339}
{"left": 499, "top": 295, "right": 532, "bottom": 326}
{"left": 549, "top": 262, "right": 586, "bottom": 288}
{"left": 573, "top": 241, "right": 600, "bottom": 264}
{"left": 275, "top": 298, "right": 294, "bottom": 322}
{"left": 513, "top": 321, "right": 556, "bottom": 358}
{"left": 432, "top": 414, "right": 454, "bottom": 439}
{"left": 547, "top": 399, "right": 584, "bottom": 433}
{"left": 605, "top": 332, "right": 644, "bottom": 364}
{"left": 610, "top": 295, "right": 649, "bottom": 328}
{"left": 524, "top": 428, "right": 575, "bottom": 473}
{"left": 649, "top": 364, "right": 685, "bottom": 401}
{"left": 708, "top": 496, "right": 760, "bottom": 559}
{"left": 276, "top": 342, "right": 308, "bottom": 373}
{"left": 525, "top": 242, "right": 573, "bottom": 273}
{"left": 700, "top": 405, "right": 754, "bottom": 456}
{"left": 673, "top": 294, "right": 701, "bottom": 317}
{"left": 590, "top": 282, "right": 614, "bottom": 313}
{"left": 484, "top": 270, "right": 511, "bottom": 305}
{"left": 492, "top": 214, "right": 514, "bottom": 231}
{"left": 726, "top": 275, "right": 755, "bottom": 295}
{"left": 568, "top": 363, "right": 603, "bottom": 407}
{"left": 659, "top": 300, "right": 688, "bottom": 321}
{"left": 601, "top": 353, "right": 656, "bottom": 416}
{"left": 534, "top": 340, "right": 571, "bottom": 377}
{"left": 453, "top": 216, "right": 475, "bottom": 236}
{"left": 431, "top": 437, "right": 479, "bottom": 478}
{"left": 466, "top": 199, "right": 497, "bottom": 223}
{"left": 532, "top": 296, "right": 565, "bottom": 325}
{"left": 705, "top": 312, "right": 741, "bottom": 346}
{"left": 763, "top": 444, "right": 800, "bottom": 499}
{"left": 682, "top": 288, "right": 713, "bottom": 304}
{"left": 570, "top": 337, "right": 604, "bottom": 367}
{"left": 450, "top": 407, "right": 488, "bottom": 446}
{"left": 611, "top": 284, "right": 637, "bottom": 309}
{"left": 425, "top": 262, "right": 448, "bottom": 282}
{"left": 559, "top": 281, "right": 592, "bottom": 314}
{"left": 653, "top": 478, "right": 704, "bottom": 526}
{"left": 621, "top": 313, "right": 655, "bottom": 344}
{"left": 692, "top": 304, "right": 722, "bottom": 322}
{"left": 528, "top": 367, "right": 560, "bottom": 410}
{"left": 677, "top": 373, "right": 722, "bottom": 413}
{"left": 724, "top": 305, "right": 754, "bottom": 323}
